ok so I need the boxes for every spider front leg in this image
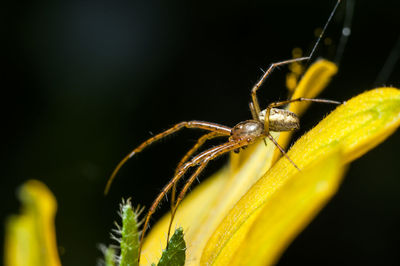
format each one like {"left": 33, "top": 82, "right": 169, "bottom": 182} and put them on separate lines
{"left": 250, "top": 0, "right": 342, "bottom": 119}
{"left": 251, "top": 57, "right": 310, "bottom": 117}
{"left": 249, "top": 102, "right": 258, "bottom": 120}
{"left": 104, "top": 120, "right": 231, "bottom": 194}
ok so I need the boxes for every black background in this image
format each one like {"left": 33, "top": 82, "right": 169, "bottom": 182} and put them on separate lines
{"left": 3, "top": 0, "right": 400, "bottom": 265}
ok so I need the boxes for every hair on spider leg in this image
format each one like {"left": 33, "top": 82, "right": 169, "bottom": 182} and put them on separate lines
{"left": 163, "top": 192, "right": 168, "bottom": 203}
{"left": 104, "top": 1, "right": 344, "bottom": 263}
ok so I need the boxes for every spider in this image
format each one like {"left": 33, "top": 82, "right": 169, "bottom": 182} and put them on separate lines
{"left": 105, "top": 0, "right": 342, "bottom": 262}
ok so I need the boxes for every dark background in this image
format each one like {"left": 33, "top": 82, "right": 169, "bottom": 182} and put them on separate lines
{"left": 3, "top": 0, "right": 400, "bottom": 265}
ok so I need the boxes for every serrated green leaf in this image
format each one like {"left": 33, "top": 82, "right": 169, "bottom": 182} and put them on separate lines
{"left": 156, "top": 227, "right": 186, "bottom": 266}
{"left": 120, "top": 200, "right": 140, "bottom": 266}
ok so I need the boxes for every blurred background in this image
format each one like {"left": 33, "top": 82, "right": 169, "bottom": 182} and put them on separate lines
{"left": 3, "top": 0, "right": 400, "bottom": 265}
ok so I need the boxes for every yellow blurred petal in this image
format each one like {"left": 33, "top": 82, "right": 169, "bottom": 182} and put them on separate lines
{"left": 291, "top": 47, "right": 303, "bottom": 58}
{"left": 5, "top": 180, "right": 61, "bottom": 266}
{"left": 202, "top": 88, "right": 400, "bottom": 265}
{"left": 290, "top": 59, "right": 338, "bottom": 116}
{"left": 288, "top": 62, "right": 303, "bottom": 76}
{"left": 273, "top": 59, "right": 338, "bottom": 164}
{"left": 285, "top": 72, "right": 298, "bottom": 91}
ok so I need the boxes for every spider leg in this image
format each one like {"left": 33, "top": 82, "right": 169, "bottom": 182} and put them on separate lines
{"left": 167, "top": 139, "right": 251, "bottom": 247}
{"left": 267, "top": 133, "right": 300, "bottom": 171}
{"left": 251, "top": 101, "right": 268, "bottom": 146}
{"left": 263, "top": 97, "right": 342, "bottom": 132}
{"left": 249, "top": 102, "right": 258, "bottom": 120}
{"left": 269, "top": 97, "right": 342, "bottom": 109}
{"left": 250, "top": 0, "right": 341, "bottom": 117}
{"left": 171, "top": 132, "right": 227, "bottom": 209}
{"left": 174, "top": 132, "right": 227, "bottom": 174}
{"left": 137, "top": 157, "right": 203, "bottom": 263}
{"left": 168, "top": 163, "right": 208, "bottom": 248}
{"left": 251, "top": 57, "right": 310, "bottom": 117}
{"left": 104, "top": 120, "right": 231, "bottom": 194}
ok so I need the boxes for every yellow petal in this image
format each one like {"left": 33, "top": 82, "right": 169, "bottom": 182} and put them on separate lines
{"left": 209, "top": 149, "right": 346, "bottom": 265}
{"left": 5, "top": 180, "right": 61, "bottom": 266}
{"left": 241, "top": 151, "right": 343, "bottom": 266}
{"left": 201, "top": 88, "right": 400, "bottom": 265}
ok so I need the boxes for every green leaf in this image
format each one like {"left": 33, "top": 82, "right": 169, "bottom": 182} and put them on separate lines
{"left": 156, "top": 227, "right": 186, "bottom": 266}
{"left": 119, "top": 199, "right": 140, "bottom": 266}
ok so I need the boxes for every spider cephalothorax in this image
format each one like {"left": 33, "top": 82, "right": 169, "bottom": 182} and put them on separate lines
{"left": 230, "top": 120, "right": 264, "bottom": 141}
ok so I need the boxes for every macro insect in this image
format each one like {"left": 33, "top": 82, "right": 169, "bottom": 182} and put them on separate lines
{"left": 105, "top": 0, "right": 343, "bottom": 262}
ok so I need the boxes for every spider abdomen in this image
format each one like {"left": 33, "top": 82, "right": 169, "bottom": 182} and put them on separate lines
{"left": 259, "top": 108, "right": 300, "bottom": 132}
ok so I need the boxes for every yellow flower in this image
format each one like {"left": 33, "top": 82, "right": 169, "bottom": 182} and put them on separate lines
{"left": 4, "top": 180, "right": 61, "bottom": 266}
{"left": 140, "top": 60, "right": 400, "bottom": 265}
